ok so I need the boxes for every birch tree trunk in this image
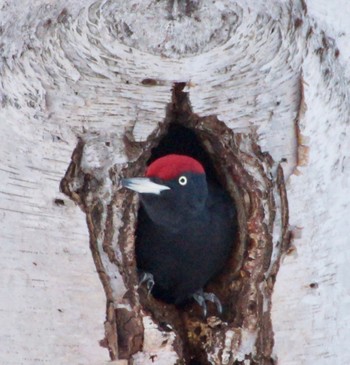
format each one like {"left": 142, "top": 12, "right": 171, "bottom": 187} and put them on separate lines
{"left": 1, "top": 1, "right": 349, "bottom": 364}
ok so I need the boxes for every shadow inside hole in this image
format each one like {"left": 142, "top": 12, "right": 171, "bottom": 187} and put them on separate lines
{"left": 147, "top": 123, "right": 219, "bottom": 185}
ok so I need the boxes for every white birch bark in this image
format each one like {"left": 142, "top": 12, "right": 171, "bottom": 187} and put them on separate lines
{"left": 0, "top": 0, "right": 349, "bottom": 364}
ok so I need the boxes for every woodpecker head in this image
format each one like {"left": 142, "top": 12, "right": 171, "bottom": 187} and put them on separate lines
{"left": 122, "top": 154, "right": 208, "bottom": 228}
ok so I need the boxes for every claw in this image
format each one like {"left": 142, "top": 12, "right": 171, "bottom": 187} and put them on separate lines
{"left": 193, "top": 289, "right": 222, "bottom": 317}
{"left": 193, "top": 290, "right": 208, "bottom": 317}
{"left": 138, "top": 271, "right": 155, "bottom": 296}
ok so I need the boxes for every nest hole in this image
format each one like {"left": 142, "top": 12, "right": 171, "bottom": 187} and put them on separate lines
{"left": 61, "top": 82, "right": 282, "bottom": 363}
{"left": 124, "top": 84, "right": 247, "bottom": 364}
{"left": 55, "top": 84, "right": 286, "bottom": 365}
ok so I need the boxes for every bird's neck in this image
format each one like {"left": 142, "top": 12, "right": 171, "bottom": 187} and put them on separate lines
{"left": 147, "top": 206, "right": 208, "bottom": 232}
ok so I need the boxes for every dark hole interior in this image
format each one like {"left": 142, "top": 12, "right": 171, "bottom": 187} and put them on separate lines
{"left": 189, "top": 360, "right": 205, "bottom": 365}
{"left": 147, "top": 123, "right": 220, "bottom": 185}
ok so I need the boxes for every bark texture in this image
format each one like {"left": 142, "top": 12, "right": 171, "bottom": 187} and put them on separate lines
{"left": 1, "top": 0, "right": 349, "bottom": 364}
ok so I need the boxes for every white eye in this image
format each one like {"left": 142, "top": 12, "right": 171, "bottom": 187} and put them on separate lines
{"left": 178, "top": 176, "right": 187, "bottom": 186}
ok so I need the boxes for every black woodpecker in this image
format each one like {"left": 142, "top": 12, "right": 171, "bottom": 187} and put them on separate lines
{"left": 122, "top": 154, "right": 236, "bottom": 315}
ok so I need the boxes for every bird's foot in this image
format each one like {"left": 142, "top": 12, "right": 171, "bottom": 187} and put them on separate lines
{"left": 193, "top": 289, "right": 223, "bottom": 317}
{"left": 138, "top": 271, "right": 155, "bottom": 297}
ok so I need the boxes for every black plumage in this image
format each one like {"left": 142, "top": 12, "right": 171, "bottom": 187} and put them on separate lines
{"left": 122, "top": 154, "right": 236, "bottom": 306}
